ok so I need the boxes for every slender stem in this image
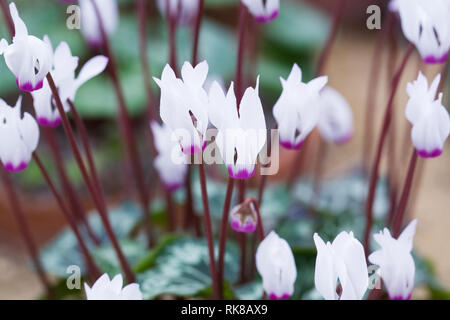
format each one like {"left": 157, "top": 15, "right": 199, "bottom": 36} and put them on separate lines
{"left": 363, "top": 13, "right": 394, "bottom": 174}
{"left": 0, "top": 0, "right": 14, "bottom": 37}
{"left": 46, "top": 73, "right": 136, "bottom": 283}
{"left": 0, "top": 165, "right": 53, "bottom": 298}
{"left": 192, "top": 0, "right": 205, "bottom": 65}
{"left": 239, "top": 233, "right": 247, "bottom": 283}
{"left": 90, "top": 0, "right": 152, "bottom": 246}
{"left": 363, "top": 44, "right": 414, "bottom": 256}
{"left": 136, "top": 0, "right": 156, "bottom": 123}
{"left": 32, "top": 153, "right": 102, "bottom": 280}
{"left": 392, "top": 150, "right": 418, "bottom": 238}
{"left": 249, "top": 198, "right": 265, "bottom": 241}
{"left": 217, "top": 178, "right": 235, "bottom": 299}
{"left": 235, "top": 3, "right": 247, "bottom": 107}
{"left": 43, "top": 126, "right": 100, "bottom": 246}
{"left": 316, "top": 0, "right": 347, "bottom": 76}
{"left": 165, "top": 189, "right": 175, "bottom": 232}
{"left": 257, "top": 128, "right": 274, "bottom": 207}
{"left": 198, "top": 162, "right": 218, "bottom": 299}
{"left": 166, "top": 0, "right": 178, "bottom": 72}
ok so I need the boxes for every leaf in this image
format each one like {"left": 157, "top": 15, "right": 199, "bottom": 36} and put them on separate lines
{"left": 40, "top": 202, "right": 142, "bottom": 277}
{"left": 138, "top": 237, "right": 239, "bottom": 299}
{"left": 234, "top": 280, "right": 264, "bottom": 300}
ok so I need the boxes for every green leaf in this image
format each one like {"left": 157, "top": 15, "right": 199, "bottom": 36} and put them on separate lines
{"left": 138, "top": 237, "right": 239, "bottom": 299}
{"left": 234, "top": 280, "right": 264, "bottom": 300}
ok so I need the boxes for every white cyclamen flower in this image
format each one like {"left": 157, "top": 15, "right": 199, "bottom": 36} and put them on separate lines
{"left": 208, "top": 78, "right": 266, "bottom": 179}
{"left": 273, "top": 63, "right": 328, "bottom": 149}
{"left": 369, "top": 219, "right": 418, "bottom": 300}
{"left": 395, "top": 0, "right": 450, "bottom": 64}
{"left": 154, "top": 61, "right": 209, "bottom": 155}
{"left": 256, "top": 231, "right": 297, "bottom": 300}
{"left": 313, "top": 231, "right": 368, "bottom": 300}
{"left": 151, "top": 121, "right": 188, "bottom": 191}
{"left": 241, "top": 0, "right": 280, "bottom": 23}
{"left": 0, "top": 97, "right": 39, "bottom": 172}
{"left": 79, "top": 0, "right": 119, "bottom": 47}
{"left": 85, "top": 274, "right": 143, "bottom": 300}
{"left": 0, "top": 3, "right": 52, "bottom": 92}
{"left": 31, "top": 37, "right": 108, "bottom": 127}
{"left": 317, "top": 86, "right": 354, "bottom": 144}
{"left": 156, "top": 0, "right": 199, "bottom": 25}
{"left": 405, "top": 72, "right": 450, "bottom": 158}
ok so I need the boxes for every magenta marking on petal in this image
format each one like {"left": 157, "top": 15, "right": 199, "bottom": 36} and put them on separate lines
{"left": 181, "top": 141, "right": 206, "bottom": 155}
{"left": 255, "top": 10, "right": 279, "bottom": 23}
{"left": 163, "top": 182, "right": 183, "bottom": 192}
{"left": 390, "top": 293, "right": 411, "bottom": 300}
{"left": 334, "top": 133, "right": 353, "bottom": 145}
{"left": 4, "top": 161, "right": 28, "bottom": 172}
{"left": 423, "top": 53, "right": 448, "bottom": 64}
{"left": 280, "top": 139, "right": 303, "bottom": 150}
{"left": 417, "top": 148, "right": 442, "bottom": 158}
{"left": 268, "top": 292, "right": 291, "bottom": 300}
{"left": 37, "top": 117, "right": 61, "bottom": 127}
{"left": 230, "top": 219, "right": 257, "bottom": 233}
{"left": 16, "top": 79, "right": 44, "bottom": 92}
{"left": 227, "top": 166, "right": 254, "bottom": 180}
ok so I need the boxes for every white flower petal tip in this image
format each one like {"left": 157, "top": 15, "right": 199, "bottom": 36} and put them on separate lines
{"left": 396, "top": 0, "right": 450, "bottom": 64}
{"left": 242, "top": 0, "right": 280, "bottom": 24}
{"left": 273, "top": 64, "right": 327, "bottom": 150}
{"left": 229, "top": 202, "right": 258, "bottom": 234}
{"left": 256, "top": 231, "right": 297, "bottom": 300}
{"left": 405, "top": 72, "right": 450, "bottom": 158}
{"left": 318, "top": 86, "right": 354, "bottom": 144}
{"left": 85, "top": 273, "right": 143, "bottom": 300}
{"left": 208, "top": 77, "right": 266, "bottom": 180}
{"left": 151, "top": 121, "right": 188, "bottom": 191}
{"left": 0, "top": 3, "right": 52, "bottom": 93}
{"left": 0, "top": 97, "right": 39, "bottom": 171}
{"left": 313, "top": 231, "right": 368, "bottom": 300}
{"left": 79, "top": 0, "right": 119, "bottom": 47}
{"left": 369, "top": 220, "right": 418, "bottom": 300}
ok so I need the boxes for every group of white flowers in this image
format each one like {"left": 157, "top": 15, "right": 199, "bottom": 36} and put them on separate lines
{"left": 0, "top": 0, "right": 449, "bottom": 301}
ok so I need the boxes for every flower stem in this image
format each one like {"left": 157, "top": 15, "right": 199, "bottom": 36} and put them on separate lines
{"left": 0, "top": 165, "right": 54, "bottom": 298}
{"left": 192, "top": 0, "right": 205, "bottom": 65}
{"left": 0, "top": 0, "right": 14, "bottom": 36}
{"left": 43, "top": 126, "right": 100, "bottom": 246}
{"left": 166, "top": 0, "right": 178, "bottom": 72}
{"left": 165, "top": 189, "right": 175, "bottom": 232}
{"left": 217, "top": 178, "right": 235, "bottom": 299}
{"left": 235, "top": 3, "right": 248, "bottom": 107}
{"left": 363, "top": 12, "right": 394, "bottom": 174}
{"left": 198, "top": 162, "right": 218, "bottom": 299}
{"left": 363, "top": 44, "right": 414, "bottom": 256}
{"left": 32, "top": 153, "right": 102, "bottom": 281}
{"left": 90, "top": 0, "right": 152, "bottom": 247}
{"left": 392, "top": 150, "right": 418, "bottom": 238}
{"left": 46, "top": 73, "right": 136, "bottom": 283}
{"left": 287, "top": 138, "right": 308, "bottom": 188}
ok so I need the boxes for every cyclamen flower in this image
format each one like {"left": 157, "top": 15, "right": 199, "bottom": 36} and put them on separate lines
{"left": 154, "top": 61, "right": 209, "bottom": 155}
{"left": 405, "top": 72, "right": 450, "bottom": 158}
{"left": 317, "top": 86, "right": 354, "bottom": 144}
{"left": 273, "top": 63, "right": 328, "bottom": 149}
{"left": 31, "top": 37, "right": 108, "bottom": 127}
{"left": 256, "top": 231, "right": 297, "bottom": 300}
{"left": 0, "top": 97, "right": 39, "bottom": 172}
{"left": 150, "top": 121, "right": 188, "bottom": 192}
{"left": 79, "top": 0, "right": 119, "bottom": 47}
{"left": 85, "top": 274, "right": 143, "bottom": 300}
{"left": 313, "top": 231, "right": 368, "bottom": 300}
{"left": 241, "top": 0, "right": 280, "bottom": 23}
{"left": 393, "top": 0, "right": 450, "bottom": 64}
{"left": 369, "top": 220, "right": 418, "bottom": 300}
{"left": 156, "top": 0, "right": 199, "bottom": 25}
{"left": 230, "top": 200, "right": 258, "bottom": 233}
{"left": 0, "top": 3, "right": 52, "bottom": 92}
{"left": 208, "top": 78, "right": 266, "bottom": 179}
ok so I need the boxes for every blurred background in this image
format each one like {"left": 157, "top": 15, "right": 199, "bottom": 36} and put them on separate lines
{"left": 0, "top": 0, "right": 449, "bottom": 299}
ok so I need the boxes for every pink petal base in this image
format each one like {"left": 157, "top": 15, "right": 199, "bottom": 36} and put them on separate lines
{"left": 390, "top": 293, "right": 411, "bottom": 300}
{"left": 227, "top": 166, "right": 254, "bottom": 180}
{"left": 255, "top": 10, "right": 279, "bottom": 24}
{"left": 268, "top": 292, "right": 291, "bottom": 300}
{"left": 4, "top": 161, "right": 28, "bottom": 172}
{"left": 37, "top": 117, "right": 61, "bottom": 127}
{"left": 423, "top": 53, "right": 448, "bottom": 64}
{"left": 163, "top": 182, "right": 183, "bottom": 193}
{"left": 181, "top": 141, "right": 207, "bottom": 155}
{"left": 417, "top": 148, "right": 442, "bottom": 158}
{"left": 280, "top": 139, "right": 303, "bottom": 150}
{"left": 230, "top": 219, "right": 257, "bottom": 233}
{"left": 16, "top": 79, "right": 43, "bottom": 92}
